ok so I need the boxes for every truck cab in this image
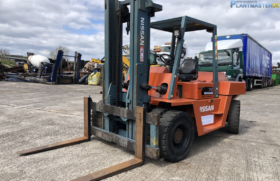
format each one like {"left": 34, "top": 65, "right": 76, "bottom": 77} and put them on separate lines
{"left": 198, "top": 39, "right": 244, "bottom": 81}
{"left": 198, "top": 34, "right": 272, "bottom": 91}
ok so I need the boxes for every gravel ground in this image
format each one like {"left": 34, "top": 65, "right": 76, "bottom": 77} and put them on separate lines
{"left": 0, "top": 81, "right": 279, "bottom": 181}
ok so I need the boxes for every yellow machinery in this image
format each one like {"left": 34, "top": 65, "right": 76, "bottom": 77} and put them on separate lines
{"left": 154, "top": 45, "right": 162, "bottom": 52}
{"left": 23, "top": 63, "right": 29, "bottom": 72}
{"left": 121, "top": 56, "right": 130, "bottom": 79}
{"left": 91, "top": 58, "right": 103, "bottom": 64}
{"left": 91, "top": 56, "right": 130, "bottom": 80}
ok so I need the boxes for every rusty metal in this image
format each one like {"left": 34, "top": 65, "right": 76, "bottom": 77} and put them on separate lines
{"left": 93, "top": 102, "right": 135, "bottom": 120}
{"left": 135, "top": 106, "right": 145, "bottom": 160}
{"left": 92, "top": 102, "right": 160, "bottom": 125}
{"left": 71, "top": 158, "right": 142, "bottom": 181}
{"left": 72, "top": 106, "right": 146, "bottom": 181}
{"left": 18, "top": 97, "right": 91, "bottom": 156}
{"left": 4, "top": 66, "right": 25, "bottom": 73}
{"left": 18, "top": 137, "right": 89, "bottom": 156}
{"left": 18, "top": 99, "right": 148, "bottom": 180}
{"left": 146, "top": 112, "right": 160, "bottom": 125}
{"left": 91, "top": 126, "right": 159, "bottom": 159}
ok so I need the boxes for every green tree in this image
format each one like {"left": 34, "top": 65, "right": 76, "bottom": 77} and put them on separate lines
{"left": 49, "top": 46, "right": 69, "bottom": 60}
{"left": 0, "top": 49, "right": 10, "bottom": 61}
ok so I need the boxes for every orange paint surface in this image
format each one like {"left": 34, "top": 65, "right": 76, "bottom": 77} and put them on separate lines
{"left": 122, "top": 68, "right": 244, "bottom": 136}
{"left": 178, "top": 82, "right": 214, "bottom": 99}
{"left": 196, "top": 72, "right": 227, "bottom": 82}
{"left": 146, "top": 71, "right": 244, "bottom": 136}
{"left": 219, "top": 81, "right": 246, "bottom": 95}
{"left": 148, "top": 73, "right": 178, "bottom": 99}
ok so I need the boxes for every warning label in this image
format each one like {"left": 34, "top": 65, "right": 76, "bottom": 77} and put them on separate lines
{"left": 201, "top": 115, "right": 214, "bottom": 125}
{"left": 140, "top": 46, "right": 144, "bottom": 62}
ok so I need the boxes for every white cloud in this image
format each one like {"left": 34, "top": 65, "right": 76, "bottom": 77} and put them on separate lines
{"left": 0, "top": 0, "right": 279, "bottom": 65}
{"left": 151, "top": 0, "right": 280, "bottom": 65}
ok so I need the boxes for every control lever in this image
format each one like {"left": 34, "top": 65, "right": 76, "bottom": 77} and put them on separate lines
{"left": 140, "top": 83, "right": 167, "bottom": 95}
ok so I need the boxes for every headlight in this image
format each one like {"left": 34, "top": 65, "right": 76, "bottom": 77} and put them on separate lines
{"left": 174, "top": 30, "right": 180, "bottom": 37}
{"left": 173, "top": 27, "right": 183, "bottom": 39}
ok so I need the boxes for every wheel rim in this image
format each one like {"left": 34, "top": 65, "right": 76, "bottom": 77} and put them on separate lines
{"left": 172, "top": 124, "right": 189, "bottom": 150}
{"left": 173, "top": 128, "right": 183, "bottom": 144}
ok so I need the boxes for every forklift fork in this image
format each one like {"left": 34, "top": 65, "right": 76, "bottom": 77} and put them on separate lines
{"left": 18, "top": 97, "right": 146, "bottom": 181}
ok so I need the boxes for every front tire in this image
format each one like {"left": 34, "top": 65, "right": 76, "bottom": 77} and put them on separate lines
{"left": 159, "top": 111, "right": 195, "bottom": 162}
{"left": 227, "top": 100, "right": 240, "bottom": 134}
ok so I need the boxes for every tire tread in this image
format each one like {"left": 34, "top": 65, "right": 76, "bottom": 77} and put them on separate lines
{"left": 227, "top": 100, "right": 240, "bottom": 134}
{"left": 159, "top": 110, "right": 194, "bottom": 162}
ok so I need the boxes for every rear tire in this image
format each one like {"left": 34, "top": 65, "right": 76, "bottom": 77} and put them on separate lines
{"left": 227, "top": 100, "right": 240, "bottom": 134}
{"left": 246, "top": 78, "right": 250, "bottom": 91}
{"left": 248, "top": 78, "right": 253, "bottom": 91}
{"left": 159, "top": 110, "right": 195, "bottom": 162}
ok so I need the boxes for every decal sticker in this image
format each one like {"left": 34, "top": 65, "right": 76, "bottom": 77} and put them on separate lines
{"left": 201, "top": 115, "right": 214, "bottom": 125}
{"left": 140, "top": 46, "right": 144, "bottom": 62}
{"left": 201, "top": 87, "right": 213, "bottom": 95}
{"left": 200, "top": 105, "right": 214, "bottom": 112}
{"left": 140, "top": 17, "right": 145, "bottom": 62}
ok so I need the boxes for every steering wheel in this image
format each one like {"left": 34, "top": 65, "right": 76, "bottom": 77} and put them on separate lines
{"left": 159, "top": 54, "right": 174, "bottom": 65}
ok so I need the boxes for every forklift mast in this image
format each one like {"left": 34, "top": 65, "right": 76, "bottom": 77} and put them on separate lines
{"left": 104, "top": 0, "right": 162, "bottom": 110}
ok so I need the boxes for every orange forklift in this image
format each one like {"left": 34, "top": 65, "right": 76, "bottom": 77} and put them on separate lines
{"left": 18, "top": 0, "right": 245, "bottom": 180}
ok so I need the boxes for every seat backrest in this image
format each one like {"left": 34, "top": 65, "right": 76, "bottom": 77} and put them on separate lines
{"left": 177, "top": 59, "right": 198, "bottom": 81}
{"left": 178, "top": 59, "right": 197, "bottom": 74}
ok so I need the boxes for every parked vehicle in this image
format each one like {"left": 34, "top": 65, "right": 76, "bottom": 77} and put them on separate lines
{"left": 198, "top": 34, "right": 272, "bottom": 91}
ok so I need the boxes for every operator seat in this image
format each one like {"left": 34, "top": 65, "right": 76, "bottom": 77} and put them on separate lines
{"left": 177, "top": 58, "right": 198, "bottom": 81}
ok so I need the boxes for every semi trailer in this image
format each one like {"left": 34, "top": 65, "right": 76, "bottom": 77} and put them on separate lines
{"left": 198, "top": 34, "right": 272, "bottom": 91}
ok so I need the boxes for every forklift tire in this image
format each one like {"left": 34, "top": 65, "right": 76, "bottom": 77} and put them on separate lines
{"left": 248, "top": 78, "right": 253, "bottom": 91}
{"left": 246, "top": 78, "right": 250, "bottom": 91}
{"left": 227, "top": 100, "right": 240, "bottom": 134}
{"left": 159, "top": 110, "right": 195, "bottom": 162}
